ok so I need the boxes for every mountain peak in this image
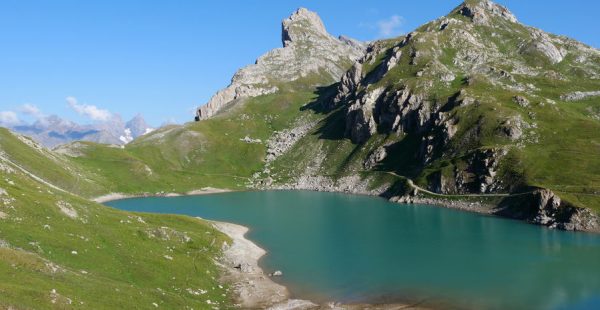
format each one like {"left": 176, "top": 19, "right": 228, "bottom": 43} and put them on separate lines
{"left": 281, "top": 8, "right": 329, "bottom": 47}
{"left": 454, "top": 0, "right": 517, "bottom": 24}
{"left": 125, "top": 114, "right": 151, "bottom": 138}
{"left": 196, "top": 8, "right": 365, "bottom": 120}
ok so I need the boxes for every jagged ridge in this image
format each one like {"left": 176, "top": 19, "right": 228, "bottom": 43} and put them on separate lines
{"left": 196, "top": 8, "right": 365, "bottom": 120}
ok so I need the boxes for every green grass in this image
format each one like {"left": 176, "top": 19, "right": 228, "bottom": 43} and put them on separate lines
{"left": 0, "top": 129, "right": 102, "bottom": 196}
{"left": 55, "top": 76, "right": 329, "bottom": 197}
{"left": 0, "top": 68, "right": 351, "bottom": 309}
{"left": 0, "top": 149, "right": 230, "bottom": 309}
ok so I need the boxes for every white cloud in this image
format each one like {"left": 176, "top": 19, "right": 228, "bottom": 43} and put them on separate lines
{"left": 377, "top": 15, "right": 404, "bottom": 37}
{"left": 20, "top": 103, "right": 44, "bottom": 118}
{"left": 0, "top": 111, "right": 20, "bottom": 127}
{"left": 66, "top": 96, "right": 112, "bottom": 121}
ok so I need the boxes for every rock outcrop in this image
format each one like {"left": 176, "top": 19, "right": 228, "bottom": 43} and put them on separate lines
{"left": 521, "top": 29, "right": 567, "bottom": 64}
{"left": 496, "top": 189, "right": 600, "bottom": 232}
{"left": 454, "top": 0, "right": 517, "bottom": 25}
{"left": 196, "top": 8, "right": 365, "bottom": 120}
{"left": 266, "top": 122, "right": 317, "bottom": 162}
{"left": 430, "top": 148, "right": 507, "bottom": 194}
{"left": 561, "top": 90, "right": 600, "bottom": 101}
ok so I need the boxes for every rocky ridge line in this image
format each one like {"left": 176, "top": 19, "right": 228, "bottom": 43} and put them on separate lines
{"left": 196, "top": 8, "right": 366, "bottom": 120}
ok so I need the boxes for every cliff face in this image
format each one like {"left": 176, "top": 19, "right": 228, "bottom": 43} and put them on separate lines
{"left": 301, "top": 0, "right": 600, "bottom": 197}
{"left": 196, "top": 8, "right": 366, "bottom": 120}
{"left": 336, "top": 0, "right": 598, "bottom": 145}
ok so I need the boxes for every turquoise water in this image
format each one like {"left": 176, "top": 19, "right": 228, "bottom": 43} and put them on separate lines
{"left": 106, "top": 191, "right": 600, "bottom": 310}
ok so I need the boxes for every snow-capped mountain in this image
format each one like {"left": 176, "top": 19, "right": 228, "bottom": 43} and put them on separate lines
{"left": 11, "top": 114, "right": 154, "bottom": 148}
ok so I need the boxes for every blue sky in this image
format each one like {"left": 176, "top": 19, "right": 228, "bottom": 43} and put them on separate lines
{"left": 0, "top": 0, "right": 598, "bottom": 127}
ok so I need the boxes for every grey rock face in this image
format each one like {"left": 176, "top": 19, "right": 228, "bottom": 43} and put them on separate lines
{"left": 344, "top": 87, "right": 384, "bottom": 143}
{"left": 513, "top": 95, "right": 530, "bottom": 108}
{"left": 126, "top": 114, "right": 152, "bottom": 138}
{"left": 364, "top": 146, "right": 388, "bottom": 170}
{"left": 498, "top": 115, "right": 526, "bottom": 141}
{"left": 497, "top": 189, "right": 600, "bottom": 232}
{"left": 196, "top": 8, "right": 366, "bottom": 120}
{"left": 522, "top": 29, "right": 566, "bottom": 64}
{"left": 455, "top": 0, "right": 517, "bottom": 25}
{"left": 531, "top": 189, "right": 564, "bottom": 226}
{"left": 343, "top": 84, "right": 435, "bottom": 144}
{"left": 281, "top": 8, "right": 328, "bottom": 47}
{"left": 564, "top": 208, "right": 600, "bottom": 232}
{"left": 265, "top": 122, "right": 317, "bottom": 162}
{"left": 338, "top": 35, "right": 367, "bottom": 51}
{"left": 561, "top": 90, "right": 600, "bottom": 101}
{"left": 528, "top": 190, "right": 600, "bottom": 232}
{"left": 429, "top": 147, "right": 507, "bottom": 194}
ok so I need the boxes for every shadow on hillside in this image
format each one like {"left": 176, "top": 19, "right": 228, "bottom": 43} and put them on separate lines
{"left": 300, "top": 83, "right": 339, "bottom": 114}
{"left": 298, "top": 82, "right": 350, "bottom": 141}
{"left": 373, "top": 133, "right": 425, "bottom": 179}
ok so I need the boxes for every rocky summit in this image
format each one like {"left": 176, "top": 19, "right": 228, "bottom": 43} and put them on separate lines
{"left": 338, "top": 0, "right": 585, "bottom": 145}
{"left": 196, "top": 8, "right": 365, "bottom": 120}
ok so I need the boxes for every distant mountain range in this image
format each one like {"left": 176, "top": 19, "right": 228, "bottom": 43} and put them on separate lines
{"left": 10, "top": 114, "right": 154, "bottom": 148}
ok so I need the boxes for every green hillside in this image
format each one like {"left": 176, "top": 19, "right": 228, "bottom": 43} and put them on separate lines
{"left": 0, "top": 129, "right": 230, "bottom": 308}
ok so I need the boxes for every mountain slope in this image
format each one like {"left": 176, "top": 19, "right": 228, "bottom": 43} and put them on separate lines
{"left": 0, "top": 128, "right": 230, "bottom": 308}
{"left": 257, "top": 0, "right": 600, "bottom": 230}
{"left": 37, "top": 8, "right": 364, "bottom": 198}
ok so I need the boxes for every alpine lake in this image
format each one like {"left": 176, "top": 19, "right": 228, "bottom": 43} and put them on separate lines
{"left": 106, "top": 190, "right": 600, "bottom": 310}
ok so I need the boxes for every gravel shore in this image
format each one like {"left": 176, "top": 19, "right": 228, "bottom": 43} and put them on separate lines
{"left": 212, "top": 221, "right": 430, "bottom": 310}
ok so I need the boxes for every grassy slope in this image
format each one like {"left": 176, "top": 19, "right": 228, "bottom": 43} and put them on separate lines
{"left": 0, "top": 133, "right": 230, "bottom": 309}
{"left": 0, "top": 72, "right": 343, "bottom": 308}
{"left": 61, "top": 75, "right": 329, "bottom": 197}
{"left": 268, "top": 10, "right": 600, "bottom": 211}
{"left": 0, "top": 129, "right": 102, "bottom": 197}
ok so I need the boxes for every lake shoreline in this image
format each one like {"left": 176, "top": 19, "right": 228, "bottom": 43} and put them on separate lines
{"left": 102, "top": 190, "right": 599, "bottom": 309}
{"left": 92, "top": 187, "right": 233, "bottom": 203}
{"left": 96, "top": 187, "right": 599, "bottom": 234}
{"left": 211, "top": 220, "right": 430, "bottom": 310}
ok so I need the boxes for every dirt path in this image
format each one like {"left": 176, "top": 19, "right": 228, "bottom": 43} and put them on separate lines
{"left": 382, "top": 171, "right": 536, "bottom": 198}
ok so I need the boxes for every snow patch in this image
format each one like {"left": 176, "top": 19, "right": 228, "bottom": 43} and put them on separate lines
{"left": 56, "top": 201, "right": 78, "bottom": 219}
{"left": 119, "top": 128, "right": 134, "bottom": 144}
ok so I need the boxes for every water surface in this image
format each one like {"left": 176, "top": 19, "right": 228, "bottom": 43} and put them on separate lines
{"left": 106, "top": 191, "right": 600, "bottom": 310}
